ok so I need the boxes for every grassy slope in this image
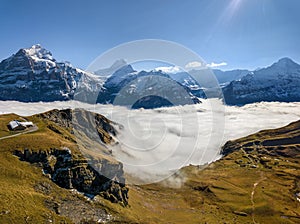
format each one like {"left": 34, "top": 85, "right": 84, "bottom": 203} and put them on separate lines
{"left": 107, "top": 152, "right": 299, "bottom": 224}
{"left": 0, "top": 113, "right": 299, "bottom": 223}
{"left": 0, "top": 114, "right": 72, "bottom": 223}
{"left": 106, "top": 121, "right": 300, "bottom": 224}
{"left": 0, "top": 113, "right": 116, "bottom": 223}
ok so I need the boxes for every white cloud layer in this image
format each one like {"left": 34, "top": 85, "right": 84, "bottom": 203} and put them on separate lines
{"left": 185, "top": 61, "right": 203, "bottom": 69}
{"left": 207, "top": 62, "right": 228, "bottom": 68}
{"left": 185, "top": 61, "right": 228, "bottom": 70}
{"left": 1, "top": 100, "right": 299, "bottom": 184}
{"left": 154, "top": 66, "right": 182, "bottom": 74}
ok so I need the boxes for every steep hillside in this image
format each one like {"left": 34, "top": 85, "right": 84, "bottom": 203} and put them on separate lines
{"left": 0, "top": 110, "right": 129, "bottom": 223}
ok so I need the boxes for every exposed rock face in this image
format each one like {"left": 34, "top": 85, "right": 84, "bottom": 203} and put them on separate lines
{"left": 44, "top": 195, "right": 112, "bottom": 224}
{"left": 0, "top": 45, "right": 202, "bottom": 108}
{"left": 221, "top": 120, "right": 300, "bottom": 157}
{"left": 97, "top": 66, "right": 202, "bottom": 109}
{"left": 0, "top": 44, "right": 103, "bottom": 102}
{"left": 14, "top": 148, "right": 128, "bottom": 205}
{"left": 12, "top": 108, "right": 129, "bottom": 205}
{"left": 38, "top": 108, "right": 121, "bottom": 145}
{"left": 2, "top": 45, "right": 300, "bottom": 108}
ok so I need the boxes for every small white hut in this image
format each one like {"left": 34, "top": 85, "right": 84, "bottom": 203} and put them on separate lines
{"left": 8, "top": 120, "right": 33, "bottom": 131}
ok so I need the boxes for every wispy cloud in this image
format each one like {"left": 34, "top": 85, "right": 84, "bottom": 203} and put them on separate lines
{"left": 185, "top": 61, "right": 203, "bottom": 69}
{"left": 185, "top": 61, "right": 228, "bottom": 69}
{"left": 206, "top": 62, "right": 228, "bottom": 68}
{"left": 154, "top": 66, "right": 182, "bottom": 74}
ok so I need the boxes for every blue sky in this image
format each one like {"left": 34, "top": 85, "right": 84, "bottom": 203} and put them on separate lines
{"left": 0, "top": 0, "right": 300, "bottom": 70}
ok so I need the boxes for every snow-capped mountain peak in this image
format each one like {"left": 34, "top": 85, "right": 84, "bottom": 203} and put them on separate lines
{"left": 0, "top": 45, "right": 103, "bottom": 102}
{"left": 95, "top": 59, "right": 128, "bottom": 77}
{"left": 24, "top": 44, "right": 54, "bottom": 61}
{"left": 1, "top": 44, "right": 299, "bottom": 108}
{"left": 270, "top": 57, "right": 300, "bottom": 71}
{"left": 15, "top": 44, "right": 55, "bottom": 62}
{"left": 110, "top": 59, "right": 127, "bottom": 70}
{"left": 276, "top": 57, "right": 297, "bottom": 65}
{"left": 250, "top": 57, "right": 300, "bottom": 80}
{"left": 222, "top": 57, "right": 300, "bottom": 105}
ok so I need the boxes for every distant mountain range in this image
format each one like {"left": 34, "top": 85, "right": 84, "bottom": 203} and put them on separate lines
{"left": 213, "top": 69, "right": 250, "bottom": 86}
{"left": 222, "top": 58, "right": 300, "bottom": 105}
{"left": 0, "top": 44, "right": 299, "bottom": 107}
{"left": 96, "top": 63, "right": 201, "bottom": 109}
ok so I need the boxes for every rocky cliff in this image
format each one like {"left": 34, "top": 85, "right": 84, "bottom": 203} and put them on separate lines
{"left": 14, "top": 147, "right": 128, "bottom": 205}
{"left": 1, "top": 108, "right": 129, "bottom": 206}
{"left": 0, "top": 109, "right": 134, "bottom": 223}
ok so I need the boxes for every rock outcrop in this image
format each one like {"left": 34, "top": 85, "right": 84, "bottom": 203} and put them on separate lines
{"left": 11, "top": 108, "right": 129, "bottom": 206}
{"left": 38, "top": 108, "right": 121, "bottom": 145}
{"left": 14, "top": 147, "right": 128, "bottom": 206}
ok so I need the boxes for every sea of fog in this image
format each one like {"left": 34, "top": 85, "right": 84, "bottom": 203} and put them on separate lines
{"left": 1, "top": 99, "right": 300, "bottom": 184}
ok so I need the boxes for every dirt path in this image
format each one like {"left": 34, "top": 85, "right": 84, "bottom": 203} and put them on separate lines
{"left": 251, "top": 172, "right": 266, "bottom": 224}
{"left": 0, "top": 125, "right": 38, "bottom": 140}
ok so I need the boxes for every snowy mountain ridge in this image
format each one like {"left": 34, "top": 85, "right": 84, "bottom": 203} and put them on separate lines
{"left": 96, "top": 65, "right": 201, "bottom": 108}
{"left": 0, "top": 44, "right": 299, "bottom": 106}
{"left": 223, "top": 57, "right": 300, "bottom": 105}
{"left": 0, "top": 44, "right": 104, "bottom": 102}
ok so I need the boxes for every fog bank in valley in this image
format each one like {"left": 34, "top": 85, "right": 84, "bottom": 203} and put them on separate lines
{"left": 1, "top": 100, "right": 299, "bottom": 184}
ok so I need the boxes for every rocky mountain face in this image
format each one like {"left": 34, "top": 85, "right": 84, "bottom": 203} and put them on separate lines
{"left": 165, "top": 71, "right": 205, "bottom": 98}
{"left": 39, "top": 108, "right": 120, "bottom": 146}
{"left": 97, "top": 66, "right": 201, "bottom": 108}
{"left": 1, "top": 44, "right": 299, "bottom": 107}
{"left": 10, "top": 108, "right": 128, "bottom": 205}
{"left": 39, "top": 109, "right": 128, "bottom": 203}
{"left": 223, "top": 58, "right": 300, "bottom": 105}
{"left": 14, "top": 147, "right": 128, "bottom": 205}
{"left": 0, "top": 45, "right": 202, "bottom": 108}
{"left": 0, "top": 44, "right": 103, "bottom": 102}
